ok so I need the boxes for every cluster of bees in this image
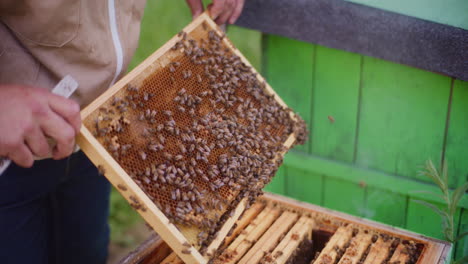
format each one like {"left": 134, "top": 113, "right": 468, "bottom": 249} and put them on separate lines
{"left": 89, "top": 23, "right": 307, "bottom": 248}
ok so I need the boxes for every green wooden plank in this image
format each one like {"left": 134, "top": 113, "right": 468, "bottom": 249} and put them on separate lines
{"left": 445, "top": 79, "right": 468, "bottom": 187}
{"left": 345, "top": 0, "right": 468, "bottom": 30}
{"left": 263, "top": 34, "right": 315, "bottom": 153}
{"left": 455, "top": 208, "right": 468, "bottom": 260}
{"left": 356, "top": 56, "right": 451, "bottom": 183}
{"left": 282, "top": 152, "right": 468, "bottom": 209}
{"left": 365, "top": 188, "right": 407, "bottom": 227}
{"left": 406, "top": 198, "right": 460, "bottom": 240}
{"left": 311, "top": 45, "right": 361, "bottom": 162}
{"left": 323, "top": 177, "right": 366, "bottom": 217}
{"left": 227, "top": 25, "right": 262, "bottom": 71}
{"left": 264, "top": 165, "right": 286, "bottom": 195}
{"left": 285, "top": 167, "right": 323, "bottom": 206}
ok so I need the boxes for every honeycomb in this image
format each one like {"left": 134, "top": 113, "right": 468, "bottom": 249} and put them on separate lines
{"left": 83, "top": 21, "right": 307, "bottom": 249}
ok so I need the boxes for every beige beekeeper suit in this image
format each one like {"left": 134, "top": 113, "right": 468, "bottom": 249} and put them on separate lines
{"left": 0, "top": 0, "right": 147, "bottom": 107}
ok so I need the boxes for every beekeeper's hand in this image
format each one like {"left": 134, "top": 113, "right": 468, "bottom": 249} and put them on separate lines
{"left": 0, "top": 85, "right": 81, "bottom": 167}
{"left": 186, "top": 0, "right": 245, "bottom": 25}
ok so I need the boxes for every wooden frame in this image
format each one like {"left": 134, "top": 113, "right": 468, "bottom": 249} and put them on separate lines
{"left": 77, "top": 12, "right": 298, "bottom": 264}
{"left": 126, "top": 192, "right": 452, "bottom": 264}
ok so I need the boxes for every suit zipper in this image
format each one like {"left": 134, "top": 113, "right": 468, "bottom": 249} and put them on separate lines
{"left": 108, "top": 0, "right": 124, "bottom": 85}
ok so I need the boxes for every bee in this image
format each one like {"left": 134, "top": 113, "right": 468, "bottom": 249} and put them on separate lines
{"left": 97, "top": 165, "right": 106, "bottom": 175}
{"left": 139, "top": 151, "right": 147, "bottom": 160}
{"left": 117, "top": 184, "right": 127, "bottom": 191}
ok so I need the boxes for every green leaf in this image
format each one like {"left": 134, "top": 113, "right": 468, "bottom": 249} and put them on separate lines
{"left": 421, "top": 160, "right": 445, "bottom": 192}
{"left": 450, "top": 182, "right": 468, "bottom": 215}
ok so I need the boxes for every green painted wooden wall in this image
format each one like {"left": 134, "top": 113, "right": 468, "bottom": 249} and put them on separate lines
{"left": 256, "top": 34, "right": 468, "bottom": 260}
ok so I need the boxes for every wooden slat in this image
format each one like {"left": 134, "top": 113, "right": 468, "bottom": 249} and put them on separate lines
{"left": 311, "top": 45, "right": 361, "bottom": 162}
{"left": 262, "top": 193, "right": 450, "bottom": 258}
{"left": 285, "top": 167, "right": 323, "bottom": 206}
{"left": 283, "top": 151, "right": 468, "bottom": 209}
{"left": 455, "top": 208, "right": 468, "bottom": 260}
{"left": 264, "top": 164, "right": 287, "bottom": 194}
{"left": 204, "top": 198, "right": 248, "bottom": 257}
{"left": 444, "top": 79, "right": 468, "bottom": 188}
{"left": 361, "top": 236, "right": 393, "bottom": 264}
{"left": 417, "top": 241, "right": 448, "bottom": 264}
{"left": 164, "top": 203, "right": 287, "bottom": 264}
{"left": 365, "top": 188, "right": 407, "bottom": 227}
{"left": 263, "top": 34, "right": 314, "bottom": 153}
{"left": 406, "top": 198, "right": 461, "bottom": 240}
{"left": 222, "top": 202, "right": 265, "bottom": 248}
{"left": 238, "top": 211, "right": 299, "bottom": 264}
{"left": 388, "top": 243, "right": 413, "bottom": 263}
{"left": 120, "top": 234, "right": 165, "bottom": 264}
{"left": 216, "top": 207, "right": 282, "bottom": 264}
{"left": 323, "top": 178, "right": 365, "bottom": 217}
{"left": 337, "top": 231, "right": 373, "bottom": 264}
{"left": 356, "top": 56, "right": 451, "bottom": 182}
{"left": 271, "top": 216, "right": 315, "bottom": 264}
{"left": 312, "top": 225, "right": 355, "bottom": 264}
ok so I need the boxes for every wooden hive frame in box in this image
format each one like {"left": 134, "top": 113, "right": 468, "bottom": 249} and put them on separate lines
{"left": 126, "top": 193, "right": 451, "bottom": 264}
{"left": 76, "top": 13, "right": 304, "bottom": 264}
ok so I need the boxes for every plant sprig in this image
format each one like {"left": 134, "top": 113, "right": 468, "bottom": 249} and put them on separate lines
{"left": 415, "top": 159, "right": 468, "bottom": 264}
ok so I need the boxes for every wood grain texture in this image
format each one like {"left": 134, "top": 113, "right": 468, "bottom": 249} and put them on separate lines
{"left": 313, "top": 226, "right": 355, "bottom": 264}
{"left": 220, "top": 207, "right": 281, "bottom": 264}
{"left": 283, "top": 152, "right": 468, "bottom": 209}
{"left": 263, "top": 34, "right": 314, "bottom": 153}
{"left": 270, "top": 216, "right": 314, "bottom": 264}
{"left": 311, "top": 45, "right": 361, "bottom": 162}
{"left": 356, "top": 56, "right": 451, "bottom": 183}
{"left": 406, "top": 198, "right": 460, "bottom": 240}
{"left": 361, "top": 236, "right": 393, "bottom": 264}
{"left": 455, "top": 208, "right": 468, "bottom": 260}
{"left": 337, "top": 231, "right": 373, "bottom": 264}
{"left": 285, "top": 167, "right": 323, "bottom": 206}
{"left": 323, "top": 177, "right": 366, "bottom": 217}
{"left": 237, "top": 211, "right": 298, "bottom": 263}
{"left": 365, "top": 188, "right": 407, "bottom": 227}
{"left": 444, "top": 79, "right": 468, "bottom": 187}
{"left": 264, "top": 164, "right": 287, "bottom": 195}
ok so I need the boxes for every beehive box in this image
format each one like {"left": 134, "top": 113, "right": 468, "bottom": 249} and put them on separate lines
{"left": 120, "top": 193, "right": 451, "bottom": 264}
{"left": 76, "top": 13, "right": 306, "bottom": 264}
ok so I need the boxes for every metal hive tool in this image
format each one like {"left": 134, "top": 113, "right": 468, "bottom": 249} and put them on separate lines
{"left": 77, "top": 13, "right": 307, "bottom": 264}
